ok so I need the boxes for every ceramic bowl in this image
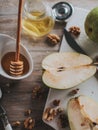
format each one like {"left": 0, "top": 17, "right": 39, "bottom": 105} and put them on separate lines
{"left": 0, "top": 34, "right": 33, "bottom": 80}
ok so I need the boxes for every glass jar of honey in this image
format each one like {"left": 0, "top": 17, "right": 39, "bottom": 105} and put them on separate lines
{"left": 22, "top": 0, "right": 55, "bottom": 40}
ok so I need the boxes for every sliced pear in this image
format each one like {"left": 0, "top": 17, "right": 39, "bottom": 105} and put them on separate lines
{"left": 42, "top": 65, "right": 96, "bottom": 89}
{"left": 67, "top": 98, "right": 91, "bottom": 130}
{"left": 42, "top": 52, "right": 96, "bottom": 89}
{"left": 42, "top": 52, "right": 93, "bottom": 71}
{"left": 68, "top": 96, "right": 98, "bottom": 130}
{"left": 78, "top": 95, "right": 98, "bottom": 124}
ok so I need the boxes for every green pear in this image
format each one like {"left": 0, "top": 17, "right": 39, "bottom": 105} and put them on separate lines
{"left": 85, "top": 7, "right": 98, "bottom": 43}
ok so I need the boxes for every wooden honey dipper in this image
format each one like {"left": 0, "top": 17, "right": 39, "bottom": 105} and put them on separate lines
{"left": 10, "top": 0, "right": 24, "bottom": 76}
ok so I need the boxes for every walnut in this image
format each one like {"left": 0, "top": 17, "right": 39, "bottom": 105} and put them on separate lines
{"left": 47, "top": 34, "right": 60, "bottom": 45}
{"left": 68, "top": 88, "right": 79, "bottom": 96}
{"left": 58, "top": 114, "right": 69, "bottom": 128}
{"left": 32, "top": 85, "right": 42, "bottom": 99}
{"left": 43, "top": 106, "right": 64, "bottom": 121}
{"left": 24, "top": 117, "right": 35, "bottom": 130}
{"left": 69, "top": 26, "right": 81, "bottom": 36}
{"left": 57, "top": 107, "right": 63, "bottom": 114}
{"left": 53, "top": 99, "right": 60, "bottom": 106}
{"left": 12, "top": 121, "right": 21, "bottom": 127}
{"left": 25, "top": 109, "right": 32, "bottom": 116}
{"left": 43, "top": 107, "right": 57, "bottom": 121}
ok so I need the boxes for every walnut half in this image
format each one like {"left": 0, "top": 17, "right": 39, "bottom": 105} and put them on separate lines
{"left": 12, "top": 121, "right": 21, "bottom": 127}
{"left": 24, "top": 117, "right": 35, "bottom": 130}
{"left": 46, "top": 34, "right": 60, "bottom": 45}
{"left": 43, "top": 107, "right": 57, "bottom": 121}
{"left": 43, "top": 107, "right": 63, "bottom": 121}
{"left": 69, "top": 26, "right": 81, "bottom": 36}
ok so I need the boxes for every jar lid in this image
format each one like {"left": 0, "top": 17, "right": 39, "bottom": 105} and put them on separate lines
{"left": 52, "top": 2, "right": 73, "bottom": 21}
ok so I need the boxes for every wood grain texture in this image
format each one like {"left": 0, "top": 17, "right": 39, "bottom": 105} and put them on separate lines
{"left": 0, "top": 0, "right": 98, "bottom": 130}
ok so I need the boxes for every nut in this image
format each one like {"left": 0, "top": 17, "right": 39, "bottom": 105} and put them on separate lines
{"left": 58, "top": 114, "right": 69, "bottom": 128}
{"left": 47, "top": 34, "right": 60, "bottom": 45}
{"left": 69, "top": 26, "right": 81, "bottom": 36}
{"left": 24, "top": 117, "right": 35, "bottom": 130}
{"left": 32, "top": 85, "right": 42, "bottom": 99}
{"left": 43, "top": 107, "right": 57, "bottom": 121}
{"left": 68, "top": 88, "right": 79, "bottom": 96}
{"left": 12, "top": 121, "right": 21, "bottom": 127}
{"left": 57, "top": 107, "right": 63, "bottom": 114}
{"left": 53, "top": 99, "right": 60, "bottom": 106}
{"left": 43, "top": 106, "right": 64, "bottom": 121}
{"left": 25, "top": 109, "right": 32, "bottom": 116}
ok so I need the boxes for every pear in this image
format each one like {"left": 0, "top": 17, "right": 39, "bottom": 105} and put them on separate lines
{"left": 42, "top": 52, "right": 96, "bottom": 89}
{"left": 67, "top": 96, "right": 98, "bottom": 130}
{"left": 42, "top": 52, "right": 93, "bottom": 70}
{"left": 67, "top": 98, "right": 91, "bottom": 130}
{"left": 85, "top": 7, "right": 98, "bottom": 43}
{"left": 77, "top": 96, "right": 98, "bottom": 125}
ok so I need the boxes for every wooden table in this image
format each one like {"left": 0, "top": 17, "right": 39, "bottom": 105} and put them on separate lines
{"left": 0, "top": 0, "right": 98, "bottom": 130}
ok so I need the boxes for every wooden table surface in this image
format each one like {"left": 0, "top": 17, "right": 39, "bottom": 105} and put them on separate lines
{"left": 0, "top": 0, "right": 98, "bottom": 130}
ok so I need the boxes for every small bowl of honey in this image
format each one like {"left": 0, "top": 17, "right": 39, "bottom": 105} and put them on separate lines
{"left": 0, "top": 34, "right": 33, "bottom": 80}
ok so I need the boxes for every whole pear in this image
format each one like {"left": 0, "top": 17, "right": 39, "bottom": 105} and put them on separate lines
{"left": 84, "top": 7, "right": 98, "bottom": 43}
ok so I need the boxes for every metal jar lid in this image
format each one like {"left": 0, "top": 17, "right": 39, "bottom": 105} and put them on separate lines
{"left": 52, "top": 2, "right": 74, "bottom": 22}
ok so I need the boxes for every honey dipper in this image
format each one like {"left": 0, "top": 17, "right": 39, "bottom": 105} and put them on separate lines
{"left": 10, "top": 0, "right": 24, "bottom": 76}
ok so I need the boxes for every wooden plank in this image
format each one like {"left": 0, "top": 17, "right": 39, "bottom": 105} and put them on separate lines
{"left": 0, "top": 0, "right": 18, "bottom": 15}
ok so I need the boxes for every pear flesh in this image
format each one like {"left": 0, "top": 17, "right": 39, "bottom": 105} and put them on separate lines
{"left": 42, "top": 52, "right": 96, "bottom": 89}
{"left": 78, "top": 96, "right": 98, "bottom": 125}
{"left": 42, "top": 52, "right": 93, "bottom": 70}
{"left": 68, "top": 98, "right": 91, "bottom": 130}
{"left": 42, "top": 65, "right": 96, "bottom": 89}
{"left": 67, "top": 96, "right": 98, "bottom": 130}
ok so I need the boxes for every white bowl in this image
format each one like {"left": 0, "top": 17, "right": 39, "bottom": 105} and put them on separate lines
{"left": 0, "top": 34, "right": 33, "bottom": 80}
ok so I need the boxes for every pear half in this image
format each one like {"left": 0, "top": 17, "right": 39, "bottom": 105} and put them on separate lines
{"left": 42, "top": 52, "right": 93, "bottom": 70}
{"left": 67, "top": 98, "right": 91, "bottom": 130}
{"left": 78, "top": 96, "right": 98, "bottom": 125}
{"left": 42, "top": 52, "right": 96, "bottom": 89}
{"left": 68, "top": 96, "right": 98, "bottom": 130}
